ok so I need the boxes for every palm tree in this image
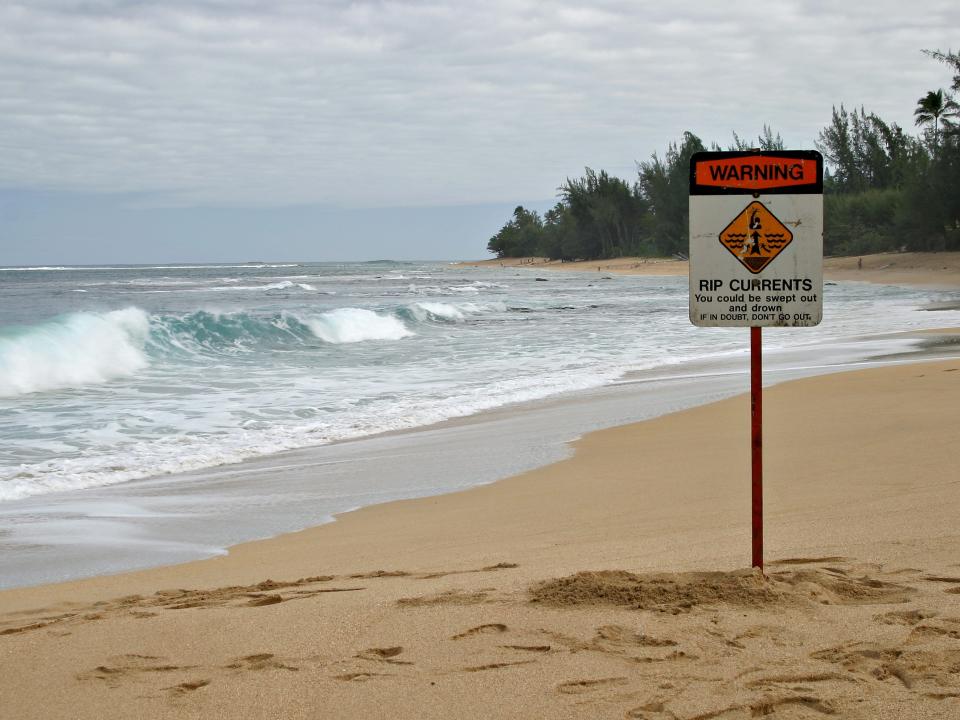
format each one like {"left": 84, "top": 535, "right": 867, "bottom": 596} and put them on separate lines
{"left": 914, "top": 89, "right": 960, "bottom": 144}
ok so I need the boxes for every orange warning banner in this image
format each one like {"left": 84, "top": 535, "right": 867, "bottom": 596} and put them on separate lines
{"left": 694, "top": 155, "right": 819, "bottom": 192}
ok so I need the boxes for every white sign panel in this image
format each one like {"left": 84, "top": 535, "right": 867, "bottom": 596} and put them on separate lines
{"left": 689, "top": 151, "right": 823, "bottom": 327}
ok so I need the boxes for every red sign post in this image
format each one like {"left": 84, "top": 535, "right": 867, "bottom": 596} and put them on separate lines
{"left": 751, "top": 326, "right": 763, "bottom": 570}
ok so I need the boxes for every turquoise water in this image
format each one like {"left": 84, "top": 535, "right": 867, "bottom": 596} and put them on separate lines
{"left": 1, "top": 261, "right": 958, "bottom": 504}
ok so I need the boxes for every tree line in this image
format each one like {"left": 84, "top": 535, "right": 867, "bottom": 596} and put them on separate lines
{"left": 488, "top": 50, "right": 960, "bottom": 260}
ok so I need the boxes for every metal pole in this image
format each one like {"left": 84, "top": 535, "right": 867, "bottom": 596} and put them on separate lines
{"left": 750, "top": 326, "right": 763, "bottom": 571}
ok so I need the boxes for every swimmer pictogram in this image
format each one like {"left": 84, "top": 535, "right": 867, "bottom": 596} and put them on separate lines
{"left": 718, "top": 201, "right": 793, "bottom": 274}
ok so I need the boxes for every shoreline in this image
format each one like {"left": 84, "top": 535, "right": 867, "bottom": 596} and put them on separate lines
{"left": 3, "top": 349, "right": 958, "bottom": 605}
{"left": 3, "top": 357, "right": 960, "bottom": 718}
{"left": 2, "top": 324, "right": 957, "bottom": 591}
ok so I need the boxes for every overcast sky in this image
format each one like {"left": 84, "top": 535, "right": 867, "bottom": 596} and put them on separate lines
{"left": 1, "top": 0, "right": 958, "bottom": 264}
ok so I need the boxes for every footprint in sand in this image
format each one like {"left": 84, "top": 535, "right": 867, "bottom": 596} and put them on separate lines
{"left": 482, "top": 562, "right": 519, "bottom": 571}
{"left": 595, "top": 624, "right": 677, "bottom": 648}
{"left": 1, "top": 619, "right": 62, "bottom": 635}
{"left": 246, "top": 594, "right": 284, "bottom": 607}
{"left": 167, "top": 679, "right": 210, "bottom": 693}
{"left": 0, "top": 610, "right": 84, "bottom": 636}
{"left": 224, "top": 653, "right": 299, "bottom": 671}
{"left": 624, "top": 700, "right": 669, "bottom": 718}
{"left": 556, "top": 677, "right": 629, "bottom": 695}
{"left": 397, "top": 589, "right": 492, "bottom": 607}
{"left": 810, "top": 642, "right": 913, "bottom": 689}
{"left": 462, "top": 660, "right": 536, "bottom": 672}
{"left": 355, "top": 647, "right": 412, "bottom": 665}
{"left": 565, "top": 625, "right": 692, "bottom": 664}
{"left": 335, "top": 671, "right": 390, "bottom": 682}
{"left": 743, "top": 671, "right": 854, "bottom": 689}
{"left": 907, "top": 624, "right": 960, "bottom": 642}
{"left": 753, "top": 696, "right": 837, "bottom": 716}
{"left": 874, "top": 609, "right": 936, "bottom": 626}
{"left": 451, "top": 623, "right": 507, "bottom": 640}
{"left": 79, "top": 655, "right": 197, "bottom": 688}
{"left": 349, "top": 570, "right": 410, "bottom": 579}
{"left": 734, "top": 624, "right": 796, "bottom": 647}
{"left": 416, "top": 562, "right": 518, "bottom": 580}
{"left": 662, "top": 696, "right": 836, "bottom": 718}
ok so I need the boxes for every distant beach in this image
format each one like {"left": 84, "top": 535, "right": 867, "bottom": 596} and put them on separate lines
{"left": 458, "top": 250, "right": 960, "bottom": 289}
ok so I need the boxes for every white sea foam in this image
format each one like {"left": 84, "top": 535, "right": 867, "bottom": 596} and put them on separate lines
{"left": 0, "top": 363, "right": 617, "bottom": 502}
{"left": 0, "top": 266, "right": 74, "bottom": 271}
{"left": 305, "top": 308, "right": 414, "bottom": 343}
{"left": 107, "top": 278, "right": 199, "bottom": 287}
{"left": 411, "top": 302, "right": 466, "bottom": 321}
{"left": 265, "top": 280, "right": 317, "bottom": 291}
{"left": 407, "top": 301, "right": 507, "bottom": 322}
{"left": 407, "top": 280, "right": 506, "bottom": 296}
{"left": 202, "top": 280, "right": 319, "bottom": 292}
{"left": 0, "top": 308, "right": 151, "bottom": 396}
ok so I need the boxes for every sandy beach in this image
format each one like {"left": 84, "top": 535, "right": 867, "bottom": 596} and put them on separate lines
{"left": 2, "top": 257, "right": 960, "bottom": 719}
{"left": 2, "top": 364, "right": 960, "bottom": 717}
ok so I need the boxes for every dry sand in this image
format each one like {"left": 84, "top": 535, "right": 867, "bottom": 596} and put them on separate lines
{"left": 3, "top": 356, "right": 960, "bottom": 719}
{"left": 458, "top": 251, "right": 960, "bottom": 289}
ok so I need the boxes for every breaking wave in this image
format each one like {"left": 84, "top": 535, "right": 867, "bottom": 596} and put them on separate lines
{"left": 400, "top": 301, "right": 507, "bottom": 323}
{"left": 0, "top": 300, "right": 514, "bottom": 396}
{"left": 303, "top": 308, "right": 414, "bottom": 343}
{"left": 0, "top": 308, "right": 151, "bottom": 397}
{"left": 152, "top": 307, "right": 417, "bottom": 353}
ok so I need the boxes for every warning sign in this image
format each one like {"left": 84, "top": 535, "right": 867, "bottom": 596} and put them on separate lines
{"left": 718, "top": 201, "right": 792, "bottom": 274}
{"left": 689, "top": 150, "right": 823, "bottom": 328}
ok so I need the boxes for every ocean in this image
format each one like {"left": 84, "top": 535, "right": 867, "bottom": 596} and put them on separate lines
{"left": 1, "top": 261, "right": 959, "bottom": 586}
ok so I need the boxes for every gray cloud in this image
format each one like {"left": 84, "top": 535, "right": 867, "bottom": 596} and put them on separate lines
{"left": 1, "top": 1, "right": 958, "bottom": 208}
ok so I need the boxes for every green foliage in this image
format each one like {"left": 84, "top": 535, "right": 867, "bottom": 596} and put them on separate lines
{"left": 486, "top": 206, "right": 543, "bottom": 258}
{"left": 636, "top": 132, "right": 705, "bottom": 256}
{"left": 816, "top": 106, "right": 920, "bottom": 193}
{"left": 559, "top": 168, "right": 648, "bottom": 259}
{"left": 824, "top": 189, "right": 901, "bottom": 255}
{"left": 487, "top": 53, "right": 960, "bottom": 259}
{"left": 923, "top": 49, "right": 960, "bottom": 93}
{"left": 914, "top": 89, "right": 960, "bottom": 146}
{"left": 730, "top": 125, "right": 785, "bottom": 152}
{"left": 897, "top": 136, "right": 960, "bottom": 250}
